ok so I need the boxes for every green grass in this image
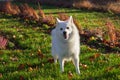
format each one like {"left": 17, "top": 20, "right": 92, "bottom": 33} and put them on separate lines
{"left": 0, "top": 4, "right": 120, "bottom": 80}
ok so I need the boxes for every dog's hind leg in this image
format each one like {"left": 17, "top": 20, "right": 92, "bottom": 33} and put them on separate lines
{"left": 52, "top": 49, "right": 58, "bottom": 64}
{"left": 53, "top": 56, "right": 58, "bottom": 64}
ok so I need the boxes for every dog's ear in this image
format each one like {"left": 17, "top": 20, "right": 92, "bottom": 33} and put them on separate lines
{"left": 68, "top": 16, "right": 77, "bottom": 30}
{"left": 68, "top": 16, "right": 74, "bottom": 24}
{"left": 56, "top": 18, "right": 61, "bottom": 23}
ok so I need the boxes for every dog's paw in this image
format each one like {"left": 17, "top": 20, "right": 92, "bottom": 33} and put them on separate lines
{"left": 77, "top": 70, "right": 80, "bottom": 75}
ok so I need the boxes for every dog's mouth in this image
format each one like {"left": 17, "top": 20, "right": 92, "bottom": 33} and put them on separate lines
{"left": 63, "top": 34, "right": 67, "bottom": 39}
{"left": 63, "top": 31, "right": 68, "bottom": 39}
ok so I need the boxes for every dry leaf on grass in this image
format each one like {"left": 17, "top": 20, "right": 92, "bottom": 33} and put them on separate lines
{"left": 41, "top": 63, "right": 45, "bottom": 67}
{"left": 47, "top": 58, "right": 54, "bottom": 63}
{"left": 105, "top": 21, "right": 117, "bottom": 46}
{"left": 0, "top": 36, "right": 8, "bottom": 49}
{"left": 0, "top": 73, "right": 3, "bottom": 78}
{"left": 28, "top": 66, "right": 38, "bottom": 72}
{"left": 80, "top": 63, "right": 88, "bottom": 69}
{"left": 10, "top": 56, "right": 18, "bottom": 61}
{"left": 12, "top": 35, "right": 16, "bottom": 38}
{"left": 37, "top": 49, "right": 44, "bottom": 59}
{"left": 28, "top": 67, "right": 33, "bottom": 72}
{"left": 18, "top": 64, "right": 25, "bottom": 70}
{"left": 19, "top": 76, "right": 25, "bottom": 80}
{"left": 68, "top": 71, "right": 73, "bottom": 79}
{"left": 89, "top": 53, "right": 101, "bottom": 62}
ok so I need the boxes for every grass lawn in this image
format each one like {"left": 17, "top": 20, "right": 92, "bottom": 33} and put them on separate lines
{"left": 0, "top": 4, "right": 120, "bottom": 80}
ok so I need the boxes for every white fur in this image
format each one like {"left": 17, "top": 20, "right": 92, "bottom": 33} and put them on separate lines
{"left": 51, "top": 16, "right": 80, "bottom": 74}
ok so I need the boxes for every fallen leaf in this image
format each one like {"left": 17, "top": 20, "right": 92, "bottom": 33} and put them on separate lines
{"left": 37, "top": 49, "right": 44, "bottom": 59}
{"left": 0, "top": 73, "right": 3, "bottom": 78}
{"left": 0, "top": 36, "right": 8, "bottom": 49}
{"left": 18, "top": 64, "right": 25, "bottom": 70}
{"left": 47, "top": 58, "right": 54, "bottom": 63}
{"left": 80, "top": 63, "right": 88, "bottom": 69}
{"left": 89, "top": 36, "right": 96, "bottom": 40}
{"left": 80, "top": 63, "right": 82, "bottom": 66}
{"left": 68, "top": 71, "right": 73, "bottom": 79}
{"left": 2, "top": 62, "right": 6, "bottom": 65}
{"left": 89, "top": 53, "right": 101, "bottom": 62}
{"left": 87, "top": 47, "right": 93, "bottom": 51}
{"left": 83, "top": 64, "right": 88, "bottom": 69}
{"left": 10, "top": 56, "right": 18, "bottom": 61}
{"left": 28, "top": 67, "right": 33, "bottom": 72}
{"left": 30, "top": 53, "right": 34, "bottom": 56}
{"left": 41, "top": 63, "right": 44, "bottom": 67}
{"left": 13, "top": 35, "right": 16, "bottom": 38}
{"left": 19, "top": 76, "right": 25, "bottom": 80}
{"left": 94, "top": 53, "right": 101, "bottom": 58}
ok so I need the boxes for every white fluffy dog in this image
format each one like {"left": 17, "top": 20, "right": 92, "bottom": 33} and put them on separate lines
{"left": 51, "top": 16, "right": 80, "bottom": 74}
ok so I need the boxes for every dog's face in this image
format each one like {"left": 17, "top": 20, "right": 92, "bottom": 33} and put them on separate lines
{"left": 56, "top": 16, "right": 73, "bottom": 40}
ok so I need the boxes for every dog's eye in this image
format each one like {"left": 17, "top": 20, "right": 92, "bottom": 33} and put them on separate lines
{"left": 66, "top": 27, "right": 69, "bottom": 29}
{"left": 60, "top": 28, "right": 63, "bottom": 30}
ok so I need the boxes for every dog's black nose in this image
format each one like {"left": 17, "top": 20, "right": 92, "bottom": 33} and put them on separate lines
{"left": 63, "top": 31, "right": 66, "bottom": 35}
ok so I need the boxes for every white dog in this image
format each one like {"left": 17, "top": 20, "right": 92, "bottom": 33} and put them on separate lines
{"left": 51, "top": 16, "right": 80, "bottom": 74}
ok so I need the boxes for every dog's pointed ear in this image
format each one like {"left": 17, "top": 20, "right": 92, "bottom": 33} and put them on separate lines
{"left": 56, "top": 18, "right": 61, "bottom": 23}
{"left": 68, "top": 16, "right": 73, "bottom": 23}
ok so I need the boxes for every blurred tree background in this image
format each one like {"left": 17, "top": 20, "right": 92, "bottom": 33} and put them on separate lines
{"left": 13, "top": 0, "right": 120, "bottom": 14}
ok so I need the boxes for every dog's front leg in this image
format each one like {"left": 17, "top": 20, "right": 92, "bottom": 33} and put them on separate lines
{"left": 73, "top": 56, "right": 80, "bottom": 74}
{"left": 59, "top": 57, "right": 65, "bottom": 73}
